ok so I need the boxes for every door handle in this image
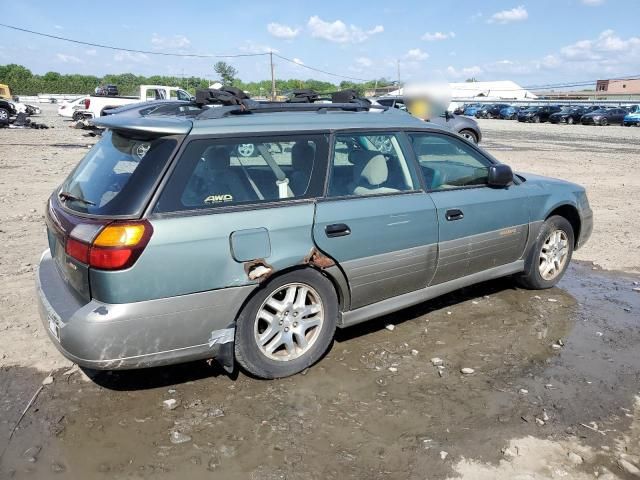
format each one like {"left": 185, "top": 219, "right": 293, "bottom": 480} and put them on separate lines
{"left": 325, "top": 223, "right": 351, "bottom": 237}
{"left": 446, "top": 209, "right": 464, "bottom": 221}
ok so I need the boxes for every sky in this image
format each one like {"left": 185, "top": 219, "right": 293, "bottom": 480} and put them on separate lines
{"left": 0, "top": 0, "right": 639, "bottom": 87}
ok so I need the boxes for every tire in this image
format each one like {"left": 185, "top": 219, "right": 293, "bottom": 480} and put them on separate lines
{"left": 600, "top": 118, "right": 608, "bottom": 126}
{"left": 517, "top": 215, "right": 574, "bottom": 290}
{"left": 236, "top": 143, "right": 255, "bottom": 157}
{"left": 234, "top": 269, "right": 338, "bottom": 379}
{"left": 486, "top": 112, "right": 493, "bottom": 119}
{"left": 459, "top": 129, "right": 478, "bottom": 144}
{"left": 567, "top": 117, "right": 574, "bottom": 125}
{"left": 533, "top": 116, "right": 540, "bottom": 124}
{"left": 72, "top": 111, "right": 84, "bottom": 122}
{"left": 0, "top": 107, "right": 9, "bottom": 122}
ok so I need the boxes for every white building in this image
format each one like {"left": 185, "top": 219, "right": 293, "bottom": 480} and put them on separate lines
{"left": 388, "top": 80, "right": 537, "bottom": 101}
{"left": 448, "top": 80, "right": 537, "bottom": 100}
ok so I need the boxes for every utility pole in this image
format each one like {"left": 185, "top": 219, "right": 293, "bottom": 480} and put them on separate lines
{"left": 397, "top": 60, "right": 401, "bottom": 92}
{"left": 270, "top": 51, "right": 276, "bottom": 100}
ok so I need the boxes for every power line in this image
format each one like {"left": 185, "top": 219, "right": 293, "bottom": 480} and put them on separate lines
{"left": 0, "top": 23, "right": 268, "bottom": 58}
{"left": 273, "top": 53, "right": 370, "bottom": 82}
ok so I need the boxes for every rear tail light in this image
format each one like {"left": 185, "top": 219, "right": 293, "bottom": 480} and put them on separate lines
{"left": 84, "top": 98, "right": 90, "bottom": 109}
{"left": 65, "top": 220, "right": 153, "bottom": 270}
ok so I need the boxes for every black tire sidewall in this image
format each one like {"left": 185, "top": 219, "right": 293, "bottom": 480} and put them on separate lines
{"left": 460, "top": 129, "right": 478, "bottom": 144}
{"left": 521, "top": 216, "right": 575, "bottom": 289}
{"left": 234, "top": 269, "right": 338, "bottom": 379}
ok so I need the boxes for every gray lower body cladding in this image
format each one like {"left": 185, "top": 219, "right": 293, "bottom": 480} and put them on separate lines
{"left": 36, "top": 249, "right": 255, "bottom": 370}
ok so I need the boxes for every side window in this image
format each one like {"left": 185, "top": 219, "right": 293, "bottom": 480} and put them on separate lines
{"left": 328, "top": 132, "right": 417, "bottom": 197}
{"left": 409, "top": 133, "right": 491, "bottom": 191}
{"left": 154, "top": 135, "right": 328, "bottom": 213}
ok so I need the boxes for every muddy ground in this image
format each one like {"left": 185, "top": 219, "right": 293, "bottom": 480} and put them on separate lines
{"left": 1, "top": 106, "right": 639, "bottom": 479}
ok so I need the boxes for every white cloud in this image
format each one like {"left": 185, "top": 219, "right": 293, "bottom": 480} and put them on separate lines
{"left": 267, "top": 22, "right": 301, "bottom": 39}
{"left": 450, "top": 30, "right": 640, "bottom": 82}
{"left": 151, "top": 34, "right": 191, "bottom": 49}
{"left": 404, "top": 48, "right": 429, "bottom": 61}
{"left": 85, "top": 49, "right": 97, "bottom": 56}
{"left": 307, "top": 16, "right": 384, "bottom": 43}
{"left": 582, "top": 0, "right": 604, "bottom": 5}
{"left": 356, "top": 56, "right": 373, "bottom": 67}
{"left": 54, "top": 25, "right": 63, "bottom": 30}
{"left": 113, "top": 51, "right": 148, "bottom": 63}
{"left": 292, "top": 57, "right": 304, "bottom": 65}
{"left": 488, "top": 6, "right": 528, "bottom": 24}
{"left": 56, "top": 53, "right": 80, "bottom": 63}
{"left": 239, "top": 41, "right": 278, "bottom": 54}
{"left": 422, "top": 31, "right": 455, "bottom": 41}
{"left": 445, "top": 65, "right": 483, "bottom": 79}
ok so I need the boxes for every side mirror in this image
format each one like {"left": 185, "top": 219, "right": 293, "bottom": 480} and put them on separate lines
{"left": 444, "top": 111, "right": 452, "bottom": 121}
{"left": 488, "top": 164, "right": 514, "bottom": 188}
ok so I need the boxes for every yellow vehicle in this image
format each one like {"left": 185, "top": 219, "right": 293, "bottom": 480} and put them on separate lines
{"left": 0, "top": 84, "right": 11, "bottom": 100}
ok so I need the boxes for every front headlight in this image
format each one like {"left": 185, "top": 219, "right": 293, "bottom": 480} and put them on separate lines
{"left": 592, "top": 116, "right": 602, "bottom": 120}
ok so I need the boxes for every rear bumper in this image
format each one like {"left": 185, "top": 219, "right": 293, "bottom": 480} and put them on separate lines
{"left": 36, "top": 249, "right": 254, "bottom": 370}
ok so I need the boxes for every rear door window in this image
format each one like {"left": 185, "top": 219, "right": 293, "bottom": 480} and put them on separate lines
{"left": 59, "top": 130, "right": 180, "bottom": 216}
{"left": 154, "top": 134, "right": 328, "bottom": 213}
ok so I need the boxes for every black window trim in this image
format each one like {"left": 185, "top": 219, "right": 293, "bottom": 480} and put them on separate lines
{"left": 146, "top": 130, "right": 331, "bottom": 217}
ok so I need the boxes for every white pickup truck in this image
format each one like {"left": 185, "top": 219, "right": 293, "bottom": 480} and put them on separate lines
{"left": 84, "top": 85, "right": 194, "bottom": 118}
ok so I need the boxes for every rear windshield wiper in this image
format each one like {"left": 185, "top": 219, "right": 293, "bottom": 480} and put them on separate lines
{"left": 59, "top": 191, "right": 96, "bottom": 206}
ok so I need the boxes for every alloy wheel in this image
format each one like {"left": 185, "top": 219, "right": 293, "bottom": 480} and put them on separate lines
{"left": 254, "top": 283, "right": 324, "bottom": 362}
{"left": 539, "top": 229, "right": 569, "bottom": 281}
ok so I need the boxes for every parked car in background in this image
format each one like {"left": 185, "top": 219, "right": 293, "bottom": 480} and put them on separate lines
{"left": 549, "top": 106, "right": 586, "bottom": 125}
{"left": 624, "top": 104, "right": 639, "bottom": 113}
{"left": 57, "top": 97, "right": 90, "bottom": 119}
{"left": 580, "top": 108, "right": 627, "bottom": 126}
{"left": 517, "top": 105, "right": 562, "bottom": 123}
{"left": 463, "top": 103, "right": 482, "bottom": 116}
{"left": 499, "top": 105, "right": 522, "bottom": 120}
{"left": 0, "top": 98, "right": 17, "bottom": 123}
{"left": 375, "top": 96, "right": 482, "bottom": 143}
{"left": 623, "top": 111, "right": 640, "bottom": 126}
{"left": 85, "top": 85, "right": 194, "bottom": 119}
{"left": 36, "top": 89, "right": 593, "bottom": 379}
{"left": 475, "top": 103, "right": 510, "bottom": 119}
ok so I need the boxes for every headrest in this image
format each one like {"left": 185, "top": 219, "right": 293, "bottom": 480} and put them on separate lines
{"left": 348, "top": 149, "right": 378, "bottom": 166}
{"left": 356, "top": 154, "right": 388, "bottom": 186}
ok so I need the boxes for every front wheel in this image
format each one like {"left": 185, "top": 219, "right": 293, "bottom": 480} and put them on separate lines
{"left": 567, "top": 117, "right": 574, "bottom": 125}
{"left": 533, "top": 116, "right": 540, "bottom": 123}
{"left": 236, "top": 143, "right": 255, "bottom": 157}
{"left": 600, "top": 118, "right": 608, "bottom": 126}
{"left": 517, "top": 215, "right": 574, "bottom": 289}
{"left": 0, "top": 107, "right": 9, "bottom": 123}
{"left": 234, "top": 269, "right": 337, "bottom": 379}
{"left": 459, "top": 129, "right": 478, "bottom": 144}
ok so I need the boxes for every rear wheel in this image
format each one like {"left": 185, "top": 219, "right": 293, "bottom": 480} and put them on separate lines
{"left": 234, "top": 269, "right": 337, "bottom": 379}
{"left": 237, "top": 143, "right": 255, "bottom": 157}
{"left": 600, "top": 118, "right": 608, "bottom": 126}
{"left": 533, "top": 115, "right": 540, "bottom": 123}
{"left": 0, "top": 107, "right": 9, "bottom": 123}
{"left": 517, "top": 215, "right": 574, "bottom": 289}
{"left": 459, "top": 129, "right": 478, "bottom": 144}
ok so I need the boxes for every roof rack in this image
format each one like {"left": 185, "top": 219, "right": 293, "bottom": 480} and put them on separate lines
{"left": 193, "top": 87, "right": 387, "bottom": 120}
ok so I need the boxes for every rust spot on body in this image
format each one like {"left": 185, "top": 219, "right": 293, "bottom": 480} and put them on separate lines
{"left": 303, "top": 248, "right": 335, "bottom": 269}
{"left": 244, "top": 259, "right": 274, "bottom": 282}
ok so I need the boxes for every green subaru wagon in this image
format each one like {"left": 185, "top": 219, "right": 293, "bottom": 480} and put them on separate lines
{"left": 37, "top": 92, "right": 593, "bottom": 379}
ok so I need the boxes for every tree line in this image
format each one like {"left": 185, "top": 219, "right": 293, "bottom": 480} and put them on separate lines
{"left": 0, "top": 63, "right": 393, "bottom": 97}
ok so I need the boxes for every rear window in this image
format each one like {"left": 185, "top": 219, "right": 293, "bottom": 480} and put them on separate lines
{"left": 59, "top": 130, "right": 179, "bottom": 216}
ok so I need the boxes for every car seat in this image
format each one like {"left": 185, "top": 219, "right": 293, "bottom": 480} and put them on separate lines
{"left": 199, "top": 147, "right": 253, "bottom": 203}
{"left": 351, "top": 152, "right": 399, "bottom": 196}
{"left": 290, "top": 141, "right": 314, "bottom": 196}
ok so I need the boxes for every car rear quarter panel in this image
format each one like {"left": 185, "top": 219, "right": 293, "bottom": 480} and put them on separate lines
{"left": 89, "top": 203, "right": 317, "bottom": 304}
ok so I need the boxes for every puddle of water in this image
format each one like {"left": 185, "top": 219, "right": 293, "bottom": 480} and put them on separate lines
{"left": 1, "top": 263, "right": 639, "bottom": 479}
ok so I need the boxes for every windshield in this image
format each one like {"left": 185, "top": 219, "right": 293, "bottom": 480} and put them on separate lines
{"left": 59, "top": 130, "right": 180, "bottom": 216}
{"left": 591, "top": 109, "right": 608, "bottom": 114}
{"left": 524, "top": 107, "right": 540, "bottom": 112}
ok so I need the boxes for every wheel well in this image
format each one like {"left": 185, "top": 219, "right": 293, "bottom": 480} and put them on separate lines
{"left": 547, "top": 205, "right": 581, "bottom": 246}
{"left": 232, "top": 264, "right": 348, "bottom": 326}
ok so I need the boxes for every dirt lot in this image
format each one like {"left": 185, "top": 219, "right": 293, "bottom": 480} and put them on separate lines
{"left": 1, "top": 106, "right": 639, "bottom": 479}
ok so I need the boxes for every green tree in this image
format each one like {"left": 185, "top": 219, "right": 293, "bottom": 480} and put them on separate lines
{"left": 213, "top": 61, "right": 237, "bottom": 86}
